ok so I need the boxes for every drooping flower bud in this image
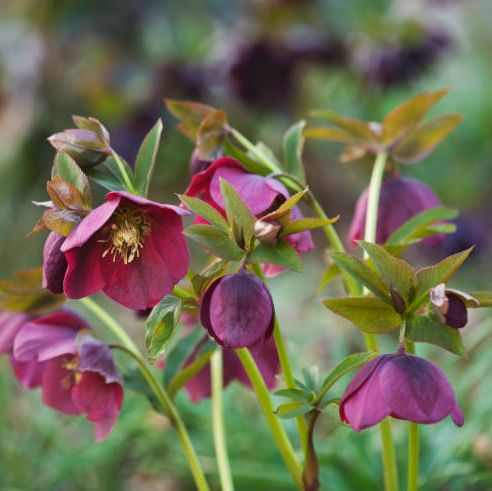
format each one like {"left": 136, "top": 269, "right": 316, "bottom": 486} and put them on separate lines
{"left": 189, "top": 148, "right": 214, "bottom": 177}
{"left": 42, "top": 232, "right": 68, "bottom": 294}
{"left": 430, "top": 283, "right": 478, "bottom": 328}
{"left": 200, "top": 271, "right": 275, "bottom": 349}
{"left": 340, "top": 349, "right": 463, "bottom": 431}
{"left": 48, "top": 116, "right": 111, "bottom": 168}
{"left": 348, "top": 175, "right": 443, "bottom": 246}
{"left": 254, "top": 219, "right": 282, "bottom": 246}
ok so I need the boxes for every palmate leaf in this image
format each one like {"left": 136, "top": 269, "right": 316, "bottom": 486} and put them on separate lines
{"left": 178, "top": 194, "right": 229, "bottom": 232}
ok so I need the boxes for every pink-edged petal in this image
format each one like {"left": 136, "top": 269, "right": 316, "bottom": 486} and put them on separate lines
{"left": 41, "top": 357, "right": 81, "bottom": 415}
{"left": 13, "top": 311, "right": 88, "bottom": 362}
{"left": 72, "top": 372, "right": 123, "bottom": 434}
{"left": 93, "top": 415, "right": 120, "bottom": 442}
{"left": 0, "top": 312, "right": 29, "bottom": 354}
{"left": 61, "top": 198, "right": 120, "bottom": 251}
{"left": 78, "top": 335, "right": 123, "bottom": 384}
{"left": 380, "top": 353, "right": 456, "bottom": 425}
{"left": 106, "top": 191, "right": 189, "bottom": 216}
{"left": 10, "top": 356, "right": 44, "bottom": 388}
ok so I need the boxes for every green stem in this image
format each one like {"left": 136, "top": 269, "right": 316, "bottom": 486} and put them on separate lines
{"left": 211, "top": 350, "right": 235, "bottom": 491}
{"left": 236, "top": 348, "right": 303, "bottom": 490}
{"left": 405, "top": 341, "right": 419, "bottom": 491}
{"left": 110, "top": 149, "right": 136, "bottom": 194}
{"left": 230, "top": 128, "right": 282, "bottom": 174}
{"left": 273, "top": 320, "right": 309, "bottom": 456}
{"left": 380, "top": 420, "right": 399, "bottom": 491}
{"left": 80, "top": 297, "right": 210, "bottom": 491}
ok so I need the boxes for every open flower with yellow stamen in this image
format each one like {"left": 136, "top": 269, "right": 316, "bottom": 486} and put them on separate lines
{"left": 60, "top": 191, "right": 190, "bottom": 309}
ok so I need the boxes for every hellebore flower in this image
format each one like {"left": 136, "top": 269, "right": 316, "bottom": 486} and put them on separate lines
{"left": 430, "top": 283, "right": 479, "bottom": 329}
{"left": 48, "top": 116, "right": 111, "bottom": 168}
{"left": 340, "top": 349, "right": 463, "bottom": 431}
{"left": 13, "top": 310, "right": 124, "bottom": 441}
{"left": 184, "top": 337, "right": 280, "bottom": 402}
{"left": 42, "top": 232, "right": 68, "bottom": 294}
{"left": 184, "top": 157, "right": 314, "bottom": 270}
{"left": 0, "top": 311, "right": 42, "bottom": 388}
{"left": 348, "top": 176, "right": 443, "bottom": 246}
{"left": 61, "top": 191, "right": 190, "bottom": 310}
{"left": 200, "top": 270, "right": 275, "bottom": 349}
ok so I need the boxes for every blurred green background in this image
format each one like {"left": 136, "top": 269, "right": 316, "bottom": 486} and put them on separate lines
{"left": 1, "top": 0, "right": 492, "bottom": 489}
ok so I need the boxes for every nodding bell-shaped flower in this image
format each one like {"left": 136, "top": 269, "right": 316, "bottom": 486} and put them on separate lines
{"left": 60, "top": 191, "right": 190, "bottom": 310}
{"left": 339, "top": 348, "right": 464, "bottom": 431}
{"left": 430, "top": 283, "right": 479, "bottom": 329}
{"left": 184, "top": 337, "right": 280, "bottom": 402}
{"left": 200, "top": 270, "right": 275, "bottom": 349}
{"left": 12, "top": 310, "right": 124, "bottom": 441}
{"left": 348, "top": 175, "right": 443, "bottom": 246}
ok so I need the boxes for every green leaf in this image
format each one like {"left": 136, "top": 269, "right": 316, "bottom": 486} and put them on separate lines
{"left": 331, "top": 252, "right": 390, "bottom": 303}
{"left": 466, "top": 291, "right": 492, "bottom": 307}
{"left": 318, "top": 261, "right": 341, "bottom": 292}
{"left": 323, "top": 296, "right": 402, "bottom": 333}
{"left": 52, "top": 151, "right": 91, "bottom": 207}
{"left": 358, "top": 241, "right": 416, "bottom": 305}
{"left": 281, "top": 216, "right": 339, "bottom": 237}
{"left": 179, "top": 195, "right": 229, "bottom": 232}
{"left": 382, "top": 88, "right": 449, "bottom": 145}
{"left": 310, "top": 110, "right": 379, "bottom": 144}
{"left": 104, "top": 154, "right": 134, "bottom": 182}
{"left": 282, "top": 120, "right": 306, "bottom": 182}
{"left": 165, "top": 99, "right": 216, "bottom": 140}
{"left": 223, "top": 138, "right": 269, "bottom": 176}
{"left": 196, "top": 110, "right": 228, "bottom": 160}
{"left": 248, "top": 241, "right": 303, "bottom": 272}
{"left": 133, "top": 119, "right": 163, "bottom": 197}
{"left": 406, "top": 314, "right": 464, "bottom": 356}
{"left": 414, "top": 247, "right": 474, "bottom": 301}
{"left": 185, "top": 224, "right": 245, "bottom": 260}
{"left": 386, "top": 207, "right": 458, "bottom": 246}
{"left": 319, "top": 351, "right": 378, "bottom": 399}
{"left": 219, "top": 178, "right": 256, "bottom": 248}
{"left": 274, "top": 388, "right": 314, "bottom": 404}
{"left": 304, "top": 126, "right": 365, "bottom": 145}
{"left": 145, "top": 296, "right": 182, "bottom": 362}
{"left": 392, "top": 114, "right": 462, "bottom": 164}
{"left": 84, "top": 167, "right": 125, "bottom": 192}
{"left": 275, "top": 402, "right": 312, "bottom": 419}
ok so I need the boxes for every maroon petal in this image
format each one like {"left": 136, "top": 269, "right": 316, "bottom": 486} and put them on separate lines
{"left": 445, "top": 294, "right": 468, "bottom": 329}
{"left": 10, "top": 356, "right": 44, "bottom": 389}
{"left": 0, "top": 312, "right": 30, "bottom": 355}
{"left": 380, "top": 353, "right": 460, "bottom": 425}
{"left": 72, "top": 371, "right": 123, "bottom": 440}
{"left": 13, "top": 311, "right": 88, "bottom": 362}
{"left": 42, "top": 232, "right": 68, "bottom": 294}
{"left": 41, "top": 356, "right": 81, "bottom": 415}
{"left": 201, "top": 272, "right": 275, "bottom": 349}
{"left": 106, "top": 191, "right": 190, "bottom": 217}
{"left": 77, "top": 335, "right": 123, "bottom": 384}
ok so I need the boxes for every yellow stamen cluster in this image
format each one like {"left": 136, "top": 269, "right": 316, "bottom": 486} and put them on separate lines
{"left": 60, "top": 356, "right": 82, "bottom": 390}
{"left": 99, "top": 206, "right": 151, "bottom": 264}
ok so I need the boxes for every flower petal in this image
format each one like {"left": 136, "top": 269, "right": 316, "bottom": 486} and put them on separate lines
{"left": 0, "top": 312, "right": 29, "bottom": 355}
{"left": 10, "top": 356, "right": 44, "bottom": 389}
{"left": 78, "top": 335, "right": 123, "bottom": 384}
{"left": 42, "top": 232, "right": 68, "bottom": 294}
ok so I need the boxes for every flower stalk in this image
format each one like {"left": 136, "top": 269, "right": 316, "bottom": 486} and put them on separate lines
{"left": 211, "top": 349, "right": 235, "bottom": 491}
{"left": 80, "top": 297, "right": 211, "bottom": 491}
{"left": 406, "top": 341, "right": 420, "bottom": 491}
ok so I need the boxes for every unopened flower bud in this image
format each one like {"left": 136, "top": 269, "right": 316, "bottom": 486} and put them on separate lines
{"left": 430, "top": 283, "right": 478, "bottom": 328}
{"left": 254, "top": 220, "right": 282, "bottom": 246}
{"left": 189, "top": 148, "right": 214, "bottom": 177}
{"left": 42, "top": 232, "right": 68, "bottom": 294}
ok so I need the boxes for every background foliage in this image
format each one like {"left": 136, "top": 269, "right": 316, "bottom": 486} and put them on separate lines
{"left": 1, "top": 0, "right": 491, "bottom": 489}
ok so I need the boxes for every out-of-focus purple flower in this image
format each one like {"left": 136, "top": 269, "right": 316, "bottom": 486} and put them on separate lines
{"left": 184, "top": 337, "right": 280, "bottom": 402}
{"left": 13, "top": 310, "right": 124, "bottom": 441}
{"left": 348, "top": 175, "right": 443, "bottom": 246}
{"left": 184, "top": 157, "right": 314, "bottom": 270}
{"left": 42, "top": 232, "right": 68, "bottom": 294}
{"left": 200, "top": 271, "right": 275, "bottom": 349}
{"left": 189, "top": 148, "right": 214, "bottom": 177}
{"left": 340, "top": 349, "right": 463, "bottom": 431}
{"left": 61, "top": 191, "right": 190, "bottom": 310}
{"left": 444, "top": 215, "right": 488, "bottom": 257}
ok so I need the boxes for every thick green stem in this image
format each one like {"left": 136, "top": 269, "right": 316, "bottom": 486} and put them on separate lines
{"left": 380, "top": 420, "right": 399, "bottom": 491}
{"left": 273, "top": 320, "right": 309, "bottom": 456}
{"left": 211, "top": 350, "right": 235, "bottom": 491}
{"left": 110, "top": 149, "right": 136, "bottom": 194}
{"left": 80, "top": 297, "right": 210, "bottom": 491}
{"left": 236, "top": 348, "right": 303, "bottom": 490}
{"left": 405, "top": 341, "right": 419, "bottom": 491}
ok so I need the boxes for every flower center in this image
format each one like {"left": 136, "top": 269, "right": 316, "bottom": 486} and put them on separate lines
{"left": 61, "top": 356, "right": 82, "bottom": 389}
{"left": 99, "top": 206, "right": 151, "bottom": 264}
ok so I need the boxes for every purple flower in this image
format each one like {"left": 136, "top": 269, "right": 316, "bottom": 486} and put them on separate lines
{"left": 430, "top": 284, "right": 478, "bottom": 329}
{"left": 61, "top": 191, "right": 190, "bottom": 310}
{"left": 348, "top": 176, "right": 443, "bottom": 246}
{"left": 200, "top": 271, "right": 275, "bottom": 349}
{"left": 340, "top": 350, "right": 463, "bottom": 431}
{"left": 42, "top": 232, "right": 68, "bottom": 294}
{"left": 184, "top": 337, "right": 280, "bottom": 402}
{"left": 12, "top": 310, "right": 124, "bottom": 441}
